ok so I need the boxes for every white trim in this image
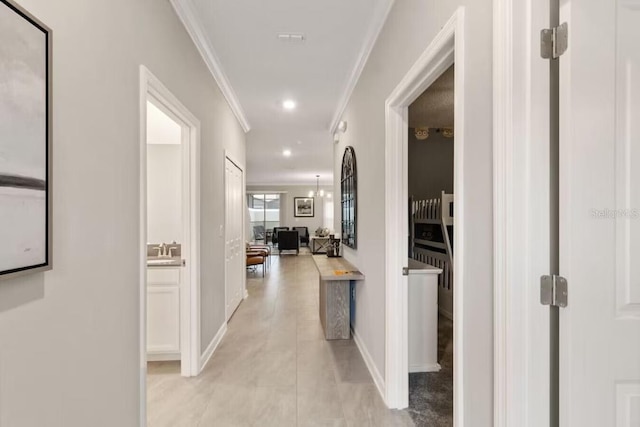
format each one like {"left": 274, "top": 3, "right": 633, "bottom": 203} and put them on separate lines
{"left": 409, "top": 363, "right": 441, "bottom": 374}
{"left": 329, "top": 0, "right": 395, "bottom": 133}
{"left": 199, "top": 322, "right": 228, "bottom": 372}
{"left": 353, "top": 327, "right": 386, "bottom": 402}
{"left": 493, "top": 0, "right": 551, "bottom": 425}
{"left": 147, "top": 353, "right": 181, "bottom": 362}
{"left": 492, "top": 0, "right": 513, "bottom": 425}
{"left": 169, "top": 0, "right": 251, "bottom": 133}
{"left": 139, "top": 65, "right": 203, "bottom": 425}
{"left": 384, "top": 9, "right": 464, "bottom": 418}
{"left": 138, "top": 65, "right": 148, "bottom": 427}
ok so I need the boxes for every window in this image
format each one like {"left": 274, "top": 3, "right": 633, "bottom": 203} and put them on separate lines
{"left": 247, "top": 194, "right": 280, "bottom": 244}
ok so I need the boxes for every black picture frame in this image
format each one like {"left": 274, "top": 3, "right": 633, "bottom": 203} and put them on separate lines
{"left": 294, "top": 197, "right": 314, "bottom": 217}
{"left": 0, "top": 0, "right": 53, "bottom": 280}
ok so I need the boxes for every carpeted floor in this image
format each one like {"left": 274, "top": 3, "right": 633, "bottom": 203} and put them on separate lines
{"left": 407, "top": 315, "right": 454, "bottom": 426}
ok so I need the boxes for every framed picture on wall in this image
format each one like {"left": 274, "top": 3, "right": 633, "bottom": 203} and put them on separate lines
{"left": 294, "top": 197, "right": 314, "bottom": 217}
{"left": 0, "top": 0, "right": 53, "bottom": 280}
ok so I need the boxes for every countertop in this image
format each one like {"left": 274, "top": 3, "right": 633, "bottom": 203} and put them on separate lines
{"left": 407, "top": 258, "right": 443, "bottom": 275}
{"left": 312, "top": 255, "right": 365, "bottom": 281}
{"left": 147, "top": 257, "right": 183, "bottom": 268}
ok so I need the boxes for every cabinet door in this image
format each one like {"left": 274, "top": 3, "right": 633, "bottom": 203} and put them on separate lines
{"left": 147, "top": 285, "right": 180, "bottom": 354}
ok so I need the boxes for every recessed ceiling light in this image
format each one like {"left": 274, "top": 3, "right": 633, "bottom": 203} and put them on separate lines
{"left": 283, "top": 149, "right": 292, "bottom": 157}
{"left": 282, "top": 100, "right": 296, "bottom": 110}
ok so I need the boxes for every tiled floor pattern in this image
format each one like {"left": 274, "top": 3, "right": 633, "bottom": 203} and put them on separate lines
{"left": 147, "top": 255, "right": 416, "bottom": 426}
{"left": 407, "top": 316, "right": 454, "bottom": 426}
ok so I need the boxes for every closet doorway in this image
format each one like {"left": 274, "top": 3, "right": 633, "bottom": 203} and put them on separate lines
{"left": 383, "top": 9, "right": 466, "bottom": 420}
{"left": 224, "top": 154, "right": 245, "bottom": 320}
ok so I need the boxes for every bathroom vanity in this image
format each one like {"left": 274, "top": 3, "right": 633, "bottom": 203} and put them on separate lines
{"left": 146, "top": 246, "right": 183, "bottom": 361}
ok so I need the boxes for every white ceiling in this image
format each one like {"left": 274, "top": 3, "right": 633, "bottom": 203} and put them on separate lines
{"left": 183, "top": 0, "right": 392, "bottom": 186}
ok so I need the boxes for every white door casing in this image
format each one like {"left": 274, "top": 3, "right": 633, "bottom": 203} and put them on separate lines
{"left": 493, "top": 0, "right": 552, "bottom": 424}
{"left": 559, "top": 1, "right": 640, "bottom": 426}
{"left": 384, "top": 8, "right": 465, "bottom": 416}
{"left": 139, "top": 65, "right": 202, "bottom": 426}
{"left": 225, "top": 156, "right": 244, "bottom": 320}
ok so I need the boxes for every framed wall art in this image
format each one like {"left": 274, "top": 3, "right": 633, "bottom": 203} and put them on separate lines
{"left": 294, "top": 197, "right": 314, "bottom": 217}
{"left": 0, "top": 0, "right": 52, "bottom": 280}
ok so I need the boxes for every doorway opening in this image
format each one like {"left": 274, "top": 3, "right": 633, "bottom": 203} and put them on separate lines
{"left": 406, "top": 64, "right": 455, "bottom": 424}
{"left": 139, "top": 66, "right": 201, "bottom": 425}
{"left": 247, "top": 193, "right": 280, "bottom": 245}
{"left": 384, "top": 8, "right": 465, "bottom": 422}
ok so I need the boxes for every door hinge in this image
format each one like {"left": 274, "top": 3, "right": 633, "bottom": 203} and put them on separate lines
{"left": 402, "top": 267, "right": 409, "bottom": 276}
{"left": 540, "top": 275, "right": 568, "bottom": 307}
{"left": 540, "top": 22, "right": 568, "bottom": 59}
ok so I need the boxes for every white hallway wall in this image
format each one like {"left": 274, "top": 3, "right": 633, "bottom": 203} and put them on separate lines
{"left": 335, "top": 0, "right": 493, "bottom": 423}
{"left": 0, "top": 1, "right": 245, "bottom": 426}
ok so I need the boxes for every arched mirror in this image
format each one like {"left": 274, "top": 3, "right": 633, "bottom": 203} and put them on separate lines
{"left": 341, "top": 146, "right": 357, "bottom": 249}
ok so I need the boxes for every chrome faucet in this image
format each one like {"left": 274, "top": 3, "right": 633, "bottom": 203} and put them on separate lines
{"left": 154, "top": 243, "right": 168, "bottom": 257}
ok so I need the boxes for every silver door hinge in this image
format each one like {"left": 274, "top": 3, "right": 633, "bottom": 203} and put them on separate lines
{"left": 540, "top": 275, "right": 568, "bottom": 307}
{"left": 402, "top": 267, "right": 409, "bottom": 276}
{"left": 540, "top": 22, "right": 568, "bottom": 59}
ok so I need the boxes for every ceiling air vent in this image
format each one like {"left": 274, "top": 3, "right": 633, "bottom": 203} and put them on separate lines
{"left": 277, "top": 33, "right": 305, "bottom": 42}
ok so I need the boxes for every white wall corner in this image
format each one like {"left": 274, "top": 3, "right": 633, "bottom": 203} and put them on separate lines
{"left": 199, "top": 322, "right": 227, "bottom": 373}
{"left": 169, "top": 0, "right": 251, "bottom": 133}
{"left": 353, "top": 328, "right": 386, "bottom": 405}
{"left": 328, "top": 0, "right": 396, "bottom": 134}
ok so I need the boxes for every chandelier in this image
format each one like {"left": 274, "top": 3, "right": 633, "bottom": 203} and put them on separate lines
{"left": 308, "top": 175, "right": 325, "bottom": 198}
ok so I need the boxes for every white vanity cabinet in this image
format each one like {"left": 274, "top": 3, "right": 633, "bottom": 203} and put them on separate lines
{"left": 147, "top": 267, "right": 180, "bottom": 361}
{"left": 407, "top": 259, "right": 443, "bottom": 373}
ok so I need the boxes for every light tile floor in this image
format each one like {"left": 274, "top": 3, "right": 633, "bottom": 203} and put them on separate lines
{"left": 147, "top": 255, "right": 416, "bottom": 427}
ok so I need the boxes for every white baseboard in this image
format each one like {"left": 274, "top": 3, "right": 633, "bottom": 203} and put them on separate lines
{"left": 409, "top": 363, "right": 441, "bottom": 373}
{"left": 199, "top": 322, "right": 227, "bottom": 373}
{"left": 147, "top": 352, "right": 180, "bottom": 362}
{"left": 352, "top": 328, "right": 386, "bottom": 403}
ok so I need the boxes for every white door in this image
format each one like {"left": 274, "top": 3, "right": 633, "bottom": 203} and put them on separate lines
{"left": 559, "top": 1, "right": 640, "bottom": 425}
{"left": 225, "top": 157, "right": 244, "bottom": 319}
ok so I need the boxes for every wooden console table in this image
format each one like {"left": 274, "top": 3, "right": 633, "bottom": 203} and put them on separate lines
{"left": 312, "top": 255, "right": 365, "bottom": 339}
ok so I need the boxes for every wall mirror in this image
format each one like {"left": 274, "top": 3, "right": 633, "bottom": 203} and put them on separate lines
{"left": 341, "top": 146, "right": 357, "bottom": 249}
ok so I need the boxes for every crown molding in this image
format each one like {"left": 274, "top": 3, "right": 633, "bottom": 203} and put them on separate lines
{"left": 328, "top": 0, "right": 395, "bottom": 134}
{"left": 170, "top": 0, "right": 251, "bottom": 133}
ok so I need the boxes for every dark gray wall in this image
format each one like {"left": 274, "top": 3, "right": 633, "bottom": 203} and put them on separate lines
{"left": 408, "top": 129, "right": 454, "bottom": 200}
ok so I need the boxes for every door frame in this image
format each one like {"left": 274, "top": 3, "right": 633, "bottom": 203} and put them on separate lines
{"left": 384, "top": 7, "right": 465, "bottom": 414}
{"left": 224, "top": 151, "right": 247, "bottom": 323}
{"left": 139, "top": 65, "right": 202, "bottom": 423}
{"left": 492, "top": 0, "right": 552, "bottom": 425}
